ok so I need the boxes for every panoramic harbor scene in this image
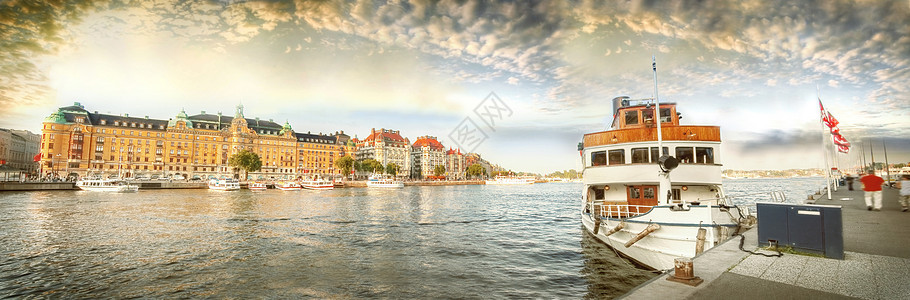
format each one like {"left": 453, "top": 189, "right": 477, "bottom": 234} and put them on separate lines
{"left": 2, "top": 0, "right": 909, "bottom": 299}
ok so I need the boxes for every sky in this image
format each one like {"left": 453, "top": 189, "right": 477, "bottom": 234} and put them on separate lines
{"left": 1, "top": 0, "right": 908, "bottom": 174}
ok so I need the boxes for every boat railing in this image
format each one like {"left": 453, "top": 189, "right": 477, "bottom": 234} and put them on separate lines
{"left": 696, "top": 190, "right": 788, "bottom": 207}
{"left": 589, "top": 201, "right": 653, "bottom": 219}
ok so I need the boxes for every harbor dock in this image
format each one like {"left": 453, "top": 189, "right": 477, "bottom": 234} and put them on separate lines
{"left": 623, "top": 186, "right": 910, "bottom": 299}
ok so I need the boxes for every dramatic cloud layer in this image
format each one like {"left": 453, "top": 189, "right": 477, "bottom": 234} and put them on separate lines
{"left": 1, "top": 0, "right": 907, "bottom": 172}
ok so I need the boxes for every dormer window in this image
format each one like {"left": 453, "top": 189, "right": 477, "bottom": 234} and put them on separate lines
{"left": 114, "top": 121, "right": 119, "bottom": 126}
{"left": 100, "top": 120, "right": 106, "bottom": 125}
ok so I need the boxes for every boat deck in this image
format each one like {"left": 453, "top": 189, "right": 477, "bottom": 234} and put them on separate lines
{"left": 623, "top": 186, "right": 910, "bottom": 300}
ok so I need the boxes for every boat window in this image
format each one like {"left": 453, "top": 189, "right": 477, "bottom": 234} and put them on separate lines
{"left": 696, "top": 147, "right": 714, "bottom": 164}
{"left": 676, "top": 147, "right": 694, "bottom": 164}
{"left": 608, "top": 149, "right": 625, "bottom": 165}
{"left": 649, "top": 147, "right": 669, "bottom": 163}
{"left": 643, "top": 187, "right": 655, "bottom": 199}
{"left": 624, "top": 110, "right": 639, "bottom": 125}
{"left": 591, "top": 151, "right": 606, "bottom": 166}
{"left": 631, "top": 148, "right": 649, "bottom": 163}
{"left": 671, "top": 188, "right": 681, "bottom": 201}
{"left": 629, "top": 186, "right": 640, "bottom": 199}
{"left": 660, "top": 108, "right": 672, "bottom": 123}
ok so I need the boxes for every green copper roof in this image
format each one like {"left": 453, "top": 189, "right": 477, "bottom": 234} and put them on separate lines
{"left": 44, "top": 109, "right": 67, "bottom": 124}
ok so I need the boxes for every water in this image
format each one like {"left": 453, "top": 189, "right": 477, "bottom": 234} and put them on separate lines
{"left": 722, "top": 177, "right": 828, "bottom": 209}
{"left": 0, "top": 183, "right": 657, "bottom": 299}
{"left": 0, "top": 178, "right": 827, "bottom": 298}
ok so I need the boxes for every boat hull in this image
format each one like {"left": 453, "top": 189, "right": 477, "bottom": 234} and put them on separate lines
{"left": 580, "top": 205, "right": 741, "bottom": 270}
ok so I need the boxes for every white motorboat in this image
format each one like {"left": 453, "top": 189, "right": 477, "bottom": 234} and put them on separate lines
{"left": 579, "top": 62, "right": 751, "bottom": 270}
{"left": 301, "top": 179, "right": 334, "bottom": 190}
{"left": 485, "top": 175, "right": 535, "bottom": 185}
{"left": 248, "top": 182, "right": 267, "bottom": 191}
{"left": 276, "top": 181, "right": 302, "bottom": 191}
{"left": 208, "top": 178, "right": 240, "bottom": 191}
{"left": 76, "top": 178, "right": 139, "bottom": 192}
{"left": 366, "top": 174, "right": 403, "bottom": 188}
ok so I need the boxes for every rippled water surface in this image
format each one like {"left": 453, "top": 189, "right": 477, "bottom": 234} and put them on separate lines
{"left": 0, "top": 183, "right": 660, "bottom": 299}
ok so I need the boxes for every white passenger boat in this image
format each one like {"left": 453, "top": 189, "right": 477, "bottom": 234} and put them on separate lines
{"left": 301, "top": 179, "right": 334, "bottom": 190}
{"left": 276, "top": 181, "right": 302, "bottom": 191}
{"left": 485, "top": 175, "right": 535, "bottom": 185}
{"left": 248, "top": 182, "right": 267, "bottom": 191}
{"left": 76, "top": 178, "right": 139, "bottom": 192}
{"left": 208, "top": 178, "right": 240, "bottom": 191}
{"left": 579, "top": 61, "right": 751, "bottom": 271}
{"left": 366, "top": 174, "right": 403, "bottom": 188}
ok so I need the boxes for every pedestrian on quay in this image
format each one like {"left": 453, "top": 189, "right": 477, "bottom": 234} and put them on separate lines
{"left": 846, "top": 174, "right": 855, "bottom": 191}
{"left": 898, "top": 174, "right": 910, "bottom": 213}
{"left": 860, "top": 169, "right": 885, "bottom": 211}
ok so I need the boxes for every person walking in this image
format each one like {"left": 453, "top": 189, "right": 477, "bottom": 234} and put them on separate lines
{"left": 898, "top": 174, "right": 910, "bottom": 212}
{"left": 860, "top": 169, "right": 885, "bottom": 211}
{"left": 846, "top": 174, "right": 855, "bottom": 191}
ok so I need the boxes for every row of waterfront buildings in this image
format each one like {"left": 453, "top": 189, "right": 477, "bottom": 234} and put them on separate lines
{"left": 22, "top": 102, "right": 499, "bottom": 180}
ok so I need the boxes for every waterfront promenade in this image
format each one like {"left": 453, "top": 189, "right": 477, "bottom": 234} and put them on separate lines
{"left": 624, "top": 186, "right": 910, "bottom": 300}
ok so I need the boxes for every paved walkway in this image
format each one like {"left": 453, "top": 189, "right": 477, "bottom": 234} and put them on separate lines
{"left": 623, "top": 186, "right": 910, "bottom": 300}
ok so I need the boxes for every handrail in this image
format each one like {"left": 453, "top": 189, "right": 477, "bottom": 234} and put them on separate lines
{"left": 590, "top": 202, "right": 655, "bottom": 219}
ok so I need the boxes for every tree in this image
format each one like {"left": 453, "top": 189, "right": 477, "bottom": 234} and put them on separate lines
{"left": 335, "top": 156, "right": 354, "bottom": 179}
{"left": 434, "top": 165, "right": 446, "bottom": 177}
{"left": 361, "top": 159, "right": 383, "bottom": 173}
{"left": 467, "top": 164, "right": 485, "bottom": 179}
{"left": 386, "top": 163, "right": 400, "bottom": 176}
{"left": 229, "top": 150, "right": 262, "bottom": 180}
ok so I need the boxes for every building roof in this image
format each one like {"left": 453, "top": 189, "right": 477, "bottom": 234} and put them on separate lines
{"left": 446, "top": 147, "right": 462, "bottom": 155}
{"left": 362, "top": 128, "right": 408, "bottom": 146}
{"left": 295, "top": 132, "right": 337, "bottom": 144}
{"left": 186, "top": 113, "right": 284, "bottom": 135}
{"left": 412, "top": 136, "right": 445, "bottom": 150}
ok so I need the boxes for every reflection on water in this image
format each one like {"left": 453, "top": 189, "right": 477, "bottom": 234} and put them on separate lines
{"left": 0, "top": 184, "right": 655, "bottom": 298}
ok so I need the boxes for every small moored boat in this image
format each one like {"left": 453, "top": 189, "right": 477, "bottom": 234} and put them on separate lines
{"left": 301, "top": 179, "right": 334, "bottom": 190}
{"left": 248, "top": 182, "right": 267, "bottom": 191}
{"left": 485, "top": 175, "right": 535, "bottom": 185}
{"left": 276, "top": 181, "right": 302, "bottom": 191}
{"left": 208, "top": 178, "right": 240, "bottom": 191}
{"left": 366, "top": 174, "right": 403, "bottom": 188}
{"left": 76, "top": 178, "right": 139, "bottom": 192}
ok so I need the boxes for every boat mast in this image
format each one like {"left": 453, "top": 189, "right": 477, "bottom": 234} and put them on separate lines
{"left": 652, "top": 56, "right": 671, "bottom": 205}
{"left": 883, "top": 138, "right": 891, "bottom": 186}
{"left": 652, "top": 56, "right": 663, "bottom": 154}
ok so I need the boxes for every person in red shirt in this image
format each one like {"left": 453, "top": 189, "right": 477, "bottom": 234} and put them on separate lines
{"left": 860, "top": 169, "right": 885, "bottom": 211}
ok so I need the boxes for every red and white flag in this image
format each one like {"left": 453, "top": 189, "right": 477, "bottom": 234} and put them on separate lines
{"left": 819, "top": 99, "right": 850, "bottom": 153}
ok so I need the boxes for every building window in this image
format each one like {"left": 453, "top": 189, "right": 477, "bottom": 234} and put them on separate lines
{"left": 608, "top": 149, "right": 625, "bottom": 165}
{"left": 676, "top": 147, "right": 694, "bottom": 164}
{"left": 695, "top": 147, "right": 714, "bottom": 164}
{"left": 591, "top": 151, "right": 606, "bottom": 166}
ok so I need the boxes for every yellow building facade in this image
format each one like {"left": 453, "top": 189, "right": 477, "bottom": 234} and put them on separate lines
{"left": 40, "top": 102, "right": 346, "bottom": 180}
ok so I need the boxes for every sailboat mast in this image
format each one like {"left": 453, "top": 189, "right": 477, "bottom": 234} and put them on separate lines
{"left": 883, "top": 139, "right": 891, "bottom": 186}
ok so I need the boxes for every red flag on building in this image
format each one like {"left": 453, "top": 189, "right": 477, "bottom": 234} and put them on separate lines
{"left": 33, "top": 153, "right": 42, "bottom": 162}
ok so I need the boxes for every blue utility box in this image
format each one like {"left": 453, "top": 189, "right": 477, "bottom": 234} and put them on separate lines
{"left": 756, "top": 202, "right": 843, "bottom": 259}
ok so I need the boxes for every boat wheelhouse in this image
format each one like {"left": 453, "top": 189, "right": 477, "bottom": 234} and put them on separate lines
{"left": 580, "top": 92, "right": 750, "bottom": 270}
